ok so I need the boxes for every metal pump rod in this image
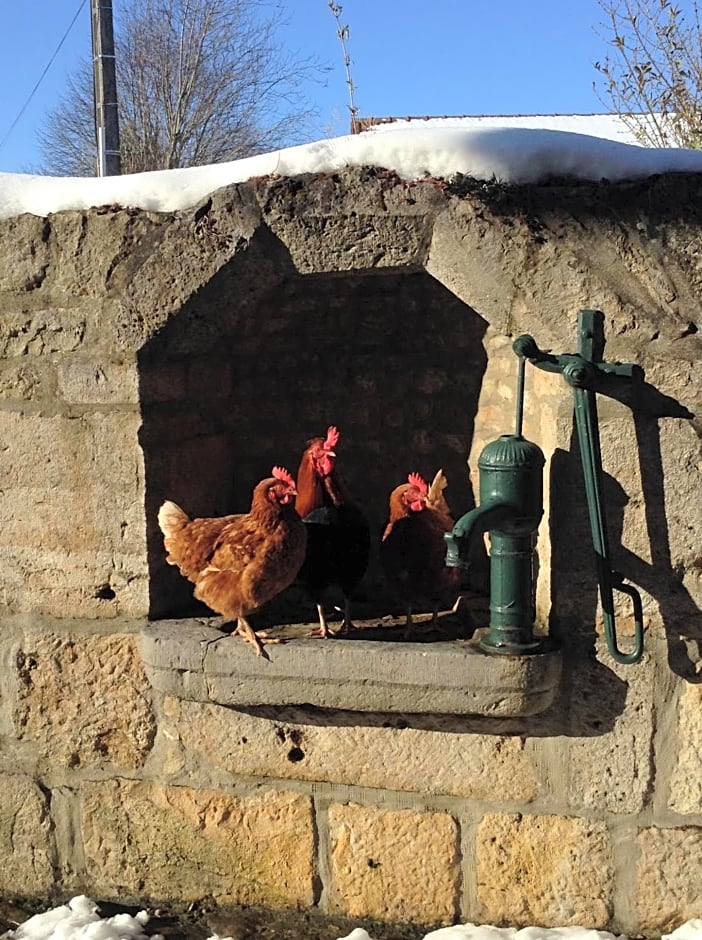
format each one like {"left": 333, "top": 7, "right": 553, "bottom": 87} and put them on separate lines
{"left": 515, "top": 355, "right": 526, "bottom": 438}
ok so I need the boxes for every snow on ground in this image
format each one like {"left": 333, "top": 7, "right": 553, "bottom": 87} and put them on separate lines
{"left": 5, "top": 896, "right": 702, "bottom": 940}
{"left": 2, "top": 122, "right": 702, "bottom": 222}
{"left": 6, "top": 896, "right": 154, "bottom": 940}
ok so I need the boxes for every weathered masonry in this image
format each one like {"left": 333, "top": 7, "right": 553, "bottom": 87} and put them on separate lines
{"left": 0, "top": 166, "right": 700, "bottom": 935}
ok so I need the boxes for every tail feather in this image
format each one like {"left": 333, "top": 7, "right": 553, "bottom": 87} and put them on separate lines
{"left": 426, "top": 469, "right": 451, "bottom": 516}
{"left": 158, "top": 500, "right": 190, "bottom": 539}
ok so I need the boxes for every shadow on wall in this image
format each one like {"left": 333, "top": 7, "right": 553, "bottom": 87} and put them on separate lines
{"left": 549, "top": 389, "right": 700, "bottom": 683}
{"left": 137, "top": 264, "right": 489, "bottom": 621}
{"left": 632, "top": 412, "right": 702, "bottom": 682}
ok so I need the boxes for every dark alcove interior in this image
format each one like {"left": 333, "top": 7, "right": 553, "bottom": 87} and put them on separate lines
{"left": 138, "top": 266, "right": 489, "bottom": 624}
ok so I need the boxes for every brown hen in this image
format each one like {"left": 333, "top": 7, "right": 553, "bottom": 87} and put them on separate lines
{"left": 380, "top": 469, "right": 461, "bottom": 632}
{"left": 158, "top": 467, "right": 307, "bottom": 657}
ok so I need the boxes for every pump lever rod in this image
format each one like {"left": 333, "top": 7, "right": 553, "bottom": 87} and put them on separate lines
{"left": 573, "top": 382, "right": 644, "bottom": 665}
{"left": 513, "top": 310, "right": 645, "bottom": 665}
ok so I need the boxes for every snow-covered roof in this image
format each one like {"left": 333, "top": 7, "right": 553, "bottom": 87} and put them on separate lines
{"left": 356, "top": 113, "right": 653, "bottom": 147}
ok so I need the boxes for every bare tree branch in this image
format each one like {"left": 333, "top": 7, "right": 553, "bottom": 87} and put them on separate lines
{"left": 38, "top": 0, "right": 328, "bottom": 175}
{"left": 327, "top": 2, "right": 359, "bottom": 133}
{"left": 594, "top": 0, "right": 702, "bottom": 147}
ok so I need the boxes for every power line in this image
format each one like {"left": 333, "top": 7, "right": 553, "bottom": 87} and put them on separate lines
{"left": 0, "top": 0, "right": 87, "bottom": 156}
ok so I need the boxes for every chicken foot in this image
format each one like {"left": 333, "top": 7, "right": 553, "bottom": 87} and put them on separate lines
{"left": 337, "top": 597, "right": 359, "bottom": 634}
{"left": 404, "top": 595, "right": 467, "bottom": 640}
{"left": 309, "top": 603, "right": 334, "bottom": 638}
{"left": 234, "top": 616, "right": 282, "bottom": 658}
{"left": 309, "top": 598, "right": 357, "bottom": 638}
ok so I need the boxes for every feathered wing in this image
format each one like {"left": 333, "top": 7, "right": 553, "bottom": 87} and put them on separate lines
{"left": 384, "top": 511, "right": 460, "bottom": 610}
{"left": 194, "top": 510, "right": 307, "bottom": 620}
{"left": 157, "top": 500, "right": 242, "bottom": 583}
{"left": 297, "top": 501, "right": 370, "bottom": 601}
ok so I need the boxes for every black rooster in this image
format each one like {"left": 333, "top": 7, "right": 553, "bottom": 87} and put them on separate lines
{"left": 294, "top": 426, "right": 370, "bottom": 637}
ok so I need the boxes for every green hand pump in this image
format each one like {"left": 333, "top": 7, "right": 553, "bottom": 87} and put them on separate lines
{"left": 445, "top": 309, "right": 645, "bottom": 664}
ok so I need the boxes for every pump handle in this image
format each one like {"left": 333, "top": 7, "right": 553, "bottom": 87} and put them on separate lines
{"left": 514, "top": 312, "right": 645, "bottom": 665}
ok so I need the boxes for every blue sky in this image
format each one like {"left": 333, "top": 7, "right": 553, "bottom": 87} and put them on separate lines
{"left": 0, "top": 0, "right": 649, "bottom": 174}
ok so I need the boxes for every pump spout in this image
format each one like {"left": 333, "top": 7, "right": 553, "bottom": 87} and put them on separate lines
{"left": 444, "top": 499, "right": 515, "bottom": 568}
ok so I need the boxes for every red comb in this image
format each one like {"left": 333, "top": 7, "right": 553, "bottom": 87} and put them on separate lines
{"left": 324, "top": 426, "right": 340, "bottom": 449}
{"left": 407, "top": 472, "right": 428, "bottom": 496}
{"left": 272, "top": 466, "right": 296, "bottom": 487}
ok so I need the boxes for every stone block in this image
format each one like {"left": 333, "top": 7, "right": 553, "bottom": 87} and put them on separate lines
{"left": 0, "top": 215, "right": 51, "bottom": 292}
{"left": 0, "top": 308, "right": 87, "bottom": 356}
{"left": 0, "top": 411, "right": 143, "bottom": 492}
{"left": 81, "top": 780, "right": 315, "bottom": 908}
{"left": 187, "top": 360, "right": 232, "bottom": 398}
{"left": 56, "top": 360, "right": 139, "bottom": 404}
{"left": 670, "top": 684, "right": 702, "bottom": 814}
{"left": 46, "top": 211, "right": 164, "bottom": 296}
{"left": 0, "top": 545, "right": 149, "bottom": 618}
{"left": 0, "top": 774, "right": 55, "bottom": 896}
{"left": 158, "top": 696, "right": 540, "bottom": 801}
{"left": 139, "top": 362, "right": 188, "bottom": 403}
{"left": 636, "top": 827, "right": 702, "bottom": 933}
{"left": 328, "top": 802, "right": 459, "bottom": 925}
{"left": 564, "top": 643, "right": 655, "bottom": 814}
{"left": 475, "top": 813, "right": 613, "bottom": 927}
{"left": 0, "top": 362, "right": 44, "bottom": 399}
{"left": 0, "top": 411, "right": 147, "bottom": 616}
{"left": 13, "top": 632, "right": 155, "bottom": 770}
{"left": 268, "top": 215, "right": 433, "bottom": 274}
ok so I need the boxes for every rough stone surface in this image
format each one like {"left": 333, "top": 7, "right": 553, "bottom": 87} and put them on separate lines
{"left": 12, "top": 632, "right": 155, "bottom": 770}
{"left": 636, "top": 827, "right": 702, "bottom": 933}
{"left": 328, "top": 803, "right": 460, "bottom": 925}
{"left": 669, "top": 684, "right": 702, "bottom": 814}
{"left": 80, "top": 781, "right": 315, "bottom": 908}
{"left": 157, "top": 695, "right": 540, "bottom": 801}
{"left": 0, "top": 411, "right": 147, "bottom": 617}
{"left": 563, "top": 643, "right": 655, "bottom": 814}
{"left": 0, "top": 774, "right": 55, "bottom": 896}
{"left": 475, "top": 813, "right": 613, "bottom": 928}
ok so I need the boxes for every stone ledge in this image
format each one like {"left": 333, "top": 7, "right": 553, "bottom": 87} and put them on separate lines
{"left": 140, "top": 620, "right": 562, "bottom": 717}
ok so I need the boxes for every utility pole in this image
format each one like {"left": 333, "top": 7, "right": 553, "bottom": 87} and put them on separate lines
{"left": 91, "top": 0, "right": 121, "bottom": 176}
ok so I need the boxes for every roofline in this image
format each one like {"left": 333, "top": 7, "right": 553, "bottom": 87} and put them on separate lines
{"left": 352, "top": 112, "right": 645, "bottom": 134}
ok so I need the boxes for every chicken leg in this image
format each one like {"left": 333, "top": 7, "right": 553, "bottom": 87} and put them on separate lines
{"left": 309, "top": 602, "right": 334, "bottom": 638}
{"left": 338, "top": 597, "right": 357, "bottom": 634}
{"left": 309, "top": 598, "right": 357, "bottom": 638}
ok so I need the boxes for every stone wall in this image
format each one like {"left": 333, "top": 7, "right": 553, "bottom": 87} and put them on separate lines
{"left": 0, "top": 167, "right": 700, "bottom": 935}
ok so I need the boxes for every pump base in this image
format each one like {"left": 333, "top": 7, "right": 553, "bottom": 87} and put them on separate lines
{"left": 479, "top": 632, "right": 548, "bottom": 655}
